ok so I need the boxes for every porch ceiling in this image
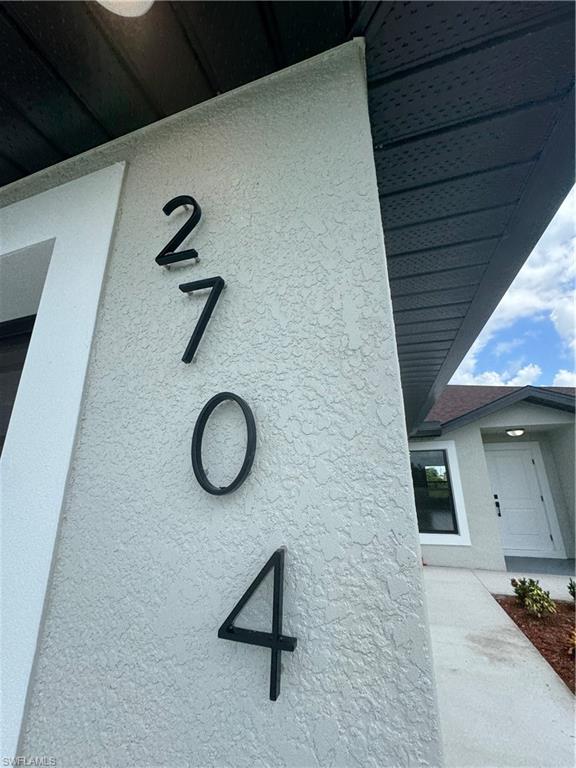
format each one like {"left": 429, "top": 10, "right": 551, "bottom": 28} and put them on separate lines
{"left": 0, "top": 1, "right": 573, "bottom": 431}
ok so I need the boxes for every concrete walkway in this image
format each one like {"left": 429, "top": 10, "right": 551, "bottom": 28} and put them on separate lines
{"left": 424, "top": 567, "right": 575, "bottom": 768}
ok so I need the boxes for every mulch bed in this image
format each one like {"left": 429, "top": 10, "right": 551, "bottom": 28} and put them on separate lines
{"left": 495, "top": 595, "right": 575, "bottom": 694}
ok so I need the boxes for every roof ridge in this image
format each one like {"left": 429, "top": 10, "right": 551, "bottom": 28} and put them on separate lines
{"left": 427, "top": 383, "right": 575, "bottom": 425}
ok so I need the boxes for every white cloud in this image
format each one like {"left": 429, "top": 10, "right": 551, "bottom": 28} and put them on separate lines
{"left": 552, "top": 369, "right": 576, "bottom": 386}
{"left": 550, "top": 295, "right": 576, "bottom": 350}
{"left": 451, "top": 186, "right": 576, "bottom": 384}
{"left": 494, "top": 338, "right": 524, "bottom": 357}
{"left": 507, "top": 363, "right": 542, "bottom": 386}
{"left": 452, "top": 361, "right": 542, "bottom": 386}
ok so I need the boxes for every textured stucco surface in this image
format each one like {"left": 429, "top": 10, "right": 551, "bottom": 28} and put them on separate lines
{"left": 15, "top": 44, "right": 442, "bottom": 766}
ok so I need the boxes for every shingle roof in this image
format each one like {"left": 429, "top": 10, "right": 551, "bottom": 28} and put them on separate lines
{"left": 427, "top": 385, "right": 576, "bottom": 425}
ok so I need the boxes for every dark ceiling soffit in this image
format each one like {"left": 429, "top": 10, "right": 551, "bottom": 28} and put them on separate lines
{"left": 348, "top": 2, "right": 386, "bottom": 39}
{"left": 409, "top": 420, "right": 442, "bottom": 439}
{"left": 410, "top": 88, "right": 576, "bottom": 431}
{"left": 367, "top": 6, "right": 575, "bottom": 94}
{"left": 412, "top": 386, "right": 576, "bottom": 437}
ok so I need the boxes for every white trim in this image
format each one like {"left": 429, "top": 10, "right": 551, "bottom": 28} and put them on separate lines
{"left": 408, "top": 439, "right": 471, "bottom": 546}
{"left": 484, "top": 442, "right": 566, "bottom": 559}
{"left": 0, "top": 164, "right": 125, "bottom": 760}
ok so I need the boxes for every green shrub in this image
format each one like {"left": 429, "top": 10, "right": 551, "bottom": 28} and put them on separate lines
{"left": 511, "top": 577, "right": 556, "bottom": 618}
{"left": 511, "top": 577, "right": 540, "bottom": 604}
{"left": 568, "top": 578, "right": 575, "bottom": 600}
{"left": 524, "top": 587, "right": 556, "bottom": 618}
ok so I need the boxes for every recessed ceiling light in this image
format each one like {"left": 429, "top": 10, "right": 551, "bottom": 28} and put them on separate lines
{"left": 506, "top": 428, "right": 525, "bottom": 437}
{"left": 97, "top": 0, "right": 154, "bottom": 17}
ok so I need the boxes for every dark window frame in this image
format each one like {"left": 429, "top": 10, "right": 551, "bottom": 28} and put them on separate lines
{"left": 0, "top": 314, "right": 36, "bottom": 456}
{"left": 410, "top": 448, "right": 459, "bottom": 535}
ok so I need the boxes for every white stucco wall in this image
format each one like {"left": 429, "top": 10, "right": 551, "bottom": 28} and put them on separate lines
{"left": 3, "top": 44, "right": 442, "bottom": 767}
{"left": 531, "top": 433, "right": 574, "bottom": 557}
{"left": 547, "top": 425, "right": 575, "bottom": 556}
{"left": 477, "top": 401, "right": 574, "bottom": 430}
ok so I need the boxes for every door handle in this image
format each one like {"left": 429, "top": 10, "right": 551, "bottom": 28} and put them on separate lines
{"left": 494, "top": 494, "right": 501, "bottom": 517}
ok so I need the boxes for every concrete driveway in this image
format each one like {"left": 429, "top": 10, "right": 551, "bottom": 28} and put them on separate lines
{"left": 423, "top": 567, "right": 575, "bottom": 768}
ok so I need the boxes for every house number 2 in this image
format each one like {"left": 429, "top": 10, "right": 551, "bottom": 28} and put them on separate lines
{"left": 155, "top": 195, "right": 297, "bottom": 700}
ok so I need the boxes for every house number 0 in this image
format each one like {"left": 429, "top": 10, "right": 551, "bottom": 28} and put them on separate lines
{"left": 191, "top": 391, "right": 256, "bottom": 495}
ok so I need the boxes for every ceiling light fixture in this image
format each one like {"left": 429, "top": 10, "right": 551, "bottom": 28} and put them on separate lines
{"left": 505, "top": 428, "right": 525, "bottom": 437}
{"left": 97, "top": 0, "right": 154, "bottom": 17}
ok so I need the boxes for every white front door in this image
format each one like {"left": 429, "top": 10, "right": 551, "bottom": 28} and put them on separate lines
{"left": 485, "top": 444, "right": 563, "bottom": 557}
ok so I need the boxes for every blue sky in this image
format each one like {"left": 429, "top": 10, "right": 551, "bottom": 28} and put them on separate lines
{"left": 451, "top": 187, "right": 575, "bottom": 387}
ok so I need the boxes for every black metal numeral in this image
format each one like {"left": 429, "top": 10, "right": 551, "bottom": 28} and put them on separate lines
{"left": 179, "top": 276, "right": 225, "bottom": 363}
{"left": 191, "top": 391, "right": 256, "bottom": 495}
{"left": 156, "top": 195, "right": 202, "bottom": 267}
{"left": 218, "top": 548, "right": 297, "bottom": 701}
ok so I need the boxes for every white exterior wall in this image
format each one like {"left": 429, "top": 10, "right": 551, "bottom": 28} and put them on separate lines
{"left": 547, "top": 425, "right": 575, "bottom": 556}
{"left": 3, "top": 44, "right": 442, "bottom": 767}
{"left": 478, "top": 401, "right": 574, "bottom": 430}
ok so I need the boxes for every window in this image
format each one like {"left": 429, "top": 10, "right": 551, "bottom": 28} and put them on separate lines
{"left": 408, "top": 440, "right": 470, "bottom": 546}
{"left": 410, "top": 449, "right": 458, "bottom": 534}
{"left": 0, "top": 316, "right": 34, "bottom": 456}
